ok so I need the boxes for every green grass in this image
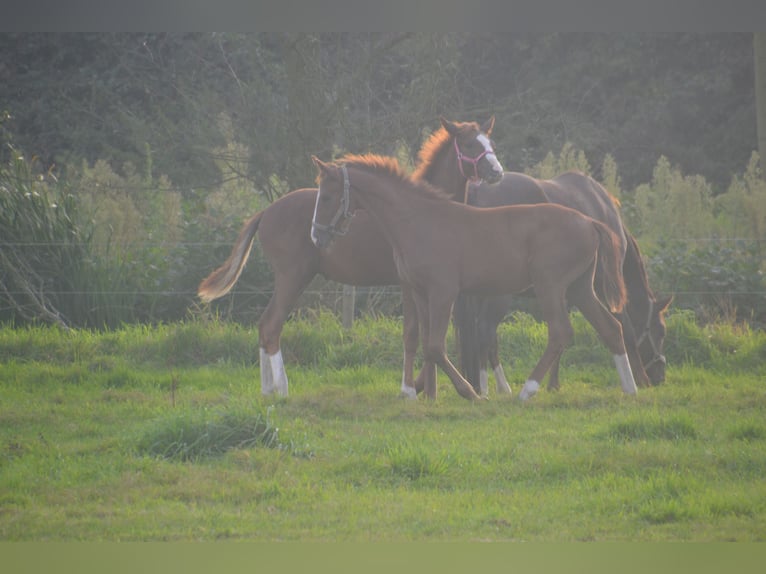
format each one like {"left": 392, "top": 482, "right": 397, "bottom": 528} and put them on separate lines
{"left": 1, "top": 310, "right": 765, "bottom": 541}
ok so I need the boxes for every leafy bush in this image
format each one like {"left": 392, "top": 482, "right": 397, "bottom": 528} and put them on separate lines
{"left": 620, "top": 153, "right": 765, "bottom": 326}
{"left": 648, "top": 239, "right": 765, "bottom": 325}
{"left": 0, "top": 150, "right": 89, "bottom": 327}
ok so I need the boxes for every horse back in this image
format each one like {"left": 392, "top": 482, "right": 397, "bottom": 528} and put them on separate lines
{"left": 467, "top": 172, "right": 549, "bottom": 208}
{"left": 469, "top": 170, "right": 625, "bottom": 253}
{"left": 544, "top": 171, "right": 626, "bottom": 250}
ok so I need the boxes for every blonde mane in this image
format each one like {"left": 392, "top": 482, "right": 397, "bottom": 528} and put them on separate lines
{"left": 411, "top": 126, "right": 451, "bottom": 181}
{"left": 336, "top": 153, "right": 452, "bottom": 201}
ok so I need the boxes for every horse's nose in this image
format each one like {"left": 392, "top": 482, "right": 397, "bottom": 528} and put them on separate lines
{"left": 486, "top": 168, "right": 503, "bottom": 184}
{"left": 311, "top": 229, "right": 332, "bottom": 249}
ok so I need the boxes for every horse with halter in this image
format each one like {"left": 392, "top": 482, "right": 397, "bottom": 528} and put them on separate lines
{"left": 455, "top": 172, "right": 672, "bottom": 397}
{"left": 311, "top": 155, "right": 638, "bottom": 401}
{"left": 198, "top": 118, "right": 503, "bottom": 397}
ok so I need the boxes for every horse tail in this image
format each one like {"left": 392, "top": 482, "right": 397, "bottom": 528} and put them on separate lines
{"left": 453, "top": 293, "right": 482, "bottom": 393}
{"left": 592, "top": 220, "right": 627, "bottom": 313}
{"left": 198, "top": 211, "right": 263, "bottom": 302}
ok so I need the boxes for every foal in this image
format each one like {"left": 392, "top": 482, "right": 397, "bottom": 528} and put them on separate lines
{"left": 311, "top": 155, "right": 638, "bottom": 401}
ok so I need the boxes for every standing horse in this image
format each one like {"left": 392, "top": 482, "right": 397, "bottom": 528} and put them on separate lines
{"left": 198, "top": 118, "right": 503, "bottom": 397}
{"left": 455, "top": 171, "right": 671, "bottom": 396}
{"left": 311, "top": 155, "right": 638, "bottom": 401}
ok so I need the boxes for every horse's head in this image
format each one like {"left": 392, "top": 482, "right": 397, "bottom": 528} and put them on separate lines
{"left": 637, "top": 294, "right": 673, "bottom": 384}
{"left": 310, "top": 156, "right": 355, "bottom": 249}
{"left": 441, "top": 116, "right": 504, "bottom": 184}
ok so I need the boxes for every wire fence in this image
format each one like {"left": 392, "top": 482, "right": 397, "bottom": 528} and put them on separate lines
{"left": 2, "top": 237, "right": 764, "bottom": 326}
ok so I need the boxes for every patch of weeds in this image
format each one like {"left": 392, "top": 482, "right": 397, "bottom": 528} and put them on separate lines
{"left": 640, "top": 498, "right": 692, "bottom": 525}
{"left": 606, "top": 413, "right": 698, "bottom": 441}
{"left": 706, "top": 493, "right": 757, "bottom": 518}
{"left": 727, "top": 420, "right": 766, "bottom": 442}
{"left": 103, "top": 367, "right": 138, "bottom": 389}
{"left": 136, "top": 406, "right": 313, "bottom": 462}
{"left": 385, "top": 440, "right": 453, "bottom": 481}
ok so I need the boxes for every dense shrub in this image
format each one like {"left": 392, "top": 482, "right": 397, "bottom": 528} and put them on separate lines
{"left": 648, "top": 239, "right": 765, "bottom": 325}
{"left": 0, "top": 150, "right": 90, "bottom": 328}
{"left": 2, "top": 133, "right": 765, "bottom": 329}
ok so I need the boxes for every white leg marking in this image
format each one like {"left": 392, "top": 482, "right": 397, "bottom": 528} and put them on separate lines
{"left": 519, "top": 379, "right": 540, "bottom": 402}
{"left": 260, "top": 347, "right": 275, "bottom": 395}
{"left": 494, "top": 364, "right": 512, "bottom": 395}
{"left": 479, "top": 369, "right": 489, "bottom": 398}
{"left": 614, "top": 353, "right": 637, "bottom": 395}
{"left": 269, "top": 349, "right": 289, "bottom": 396}
{"left": 400, "top": 358, "right": 417, "bottom": 400}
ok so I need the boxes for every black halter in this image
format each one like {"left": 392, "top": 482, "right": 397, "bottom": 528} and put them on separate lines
{"left": 635, "top": 299, "right": 666, "bottom": 370}
{"left": 312, "top": 164, "right": 353, "bottom": 238}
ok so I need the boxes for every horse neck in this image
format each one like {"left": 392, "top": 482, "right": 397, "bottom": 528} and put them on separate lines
{"left": 416, "top": 144, "right": 467, "bottom": 202}
{"left": 348, "top": 167, "right": 441, "bottom": 246}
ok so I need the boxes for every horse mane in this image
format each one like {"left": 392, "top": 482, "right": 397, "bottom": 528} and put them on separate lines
{"left": 411, "top": 121, "right": 483, "bottom": 183}
{"left": 337, "top": 153, "right": 452, "bottom": 202}
{"left": 411, "top": 126, "right": 451, "bottom": 181}
{"left": 623, "top": 232, "right": 653, "bottom": 297}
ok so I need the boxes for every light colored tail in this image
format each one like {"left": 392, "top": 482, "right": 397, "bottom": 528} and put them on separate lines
{"left": 197, "top": 211, "right": 263, "bottom": 302}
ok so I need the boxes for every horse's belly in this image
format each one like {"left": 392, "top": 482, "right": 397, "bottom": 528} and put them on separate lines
{"left": 462, "top": 260, "right": 531, "bottom": 296}
{"left": 317, "top": 219, "right": 399, "bottom": 285}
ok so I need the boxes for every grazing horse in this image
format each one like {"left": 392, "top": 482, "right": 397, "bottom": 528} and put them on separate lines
{"left": 455, "top": 171, "right": 671, "bottom": 396}
{"left": 198, "top": 117, "right": 503, "bottom": 397}
{"left": 311, "top": 155, "right": 638, "bottom": 401}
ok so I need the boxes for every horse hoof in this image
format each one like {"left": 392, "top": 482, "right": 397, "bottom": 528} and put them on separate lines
{"left": 519, "top": 380, "right": 539, "bottom": 402}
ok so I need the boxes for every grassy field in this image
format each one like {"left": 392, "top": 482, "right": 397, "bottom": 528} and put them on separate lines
{"left": 1, "top": 310, "right": 765, "bottom": 541}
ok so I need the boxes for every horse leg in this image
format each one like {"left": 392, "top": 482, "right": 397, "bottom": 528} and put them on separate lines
{"left": 616, "top": 311, "right": 651, "bottom": 388}
{"left": 400, "top": 285, "right": 420, "bottom": 399}
{"left": 258, "top": 269, "right": 313, "bottom": 397}
{"left": 478, "top": 336, "right": 490, "bottom": 397}
{"left": 423, "top": 292, "right": 482, "bottom": 401}
{"left": 485, "top": 321, "right": 512, "bottom": 395}
{"left": 520, "top": 290, "right": 572, "bottom": 401}
{"left": 409, "top": 288, "right": 437, "bottom": 399}
{"left": 476, "top": 311, "right": 509, "bottom": 396}
{"left": 569, "top": 278, "right": 637, "bottom": 395}
{"left": 546, "top": 355, "right": 562, "bottom": 391}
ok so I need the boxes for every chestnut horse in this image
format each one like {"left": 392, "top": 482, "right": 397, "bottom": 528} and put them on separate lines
{"left": 455, "top": 172, "right": 671, "bottom": 397}
{"left": 311, "top": 155, "right": 638, "bottom": 401}
{"left": 198, "top": 118, "right": 503, "bottom": 397}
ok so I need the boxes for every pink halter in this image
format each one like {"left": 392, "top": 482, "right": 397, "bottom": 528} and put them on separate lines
{"left": 454, "top": 138, "right": 491, "bottom": 181}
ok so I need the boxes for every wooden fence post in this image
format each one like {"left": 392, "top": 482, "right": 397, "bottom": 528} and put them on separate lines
{"left": 342, "top": 284, "right": 355, "bottom": 329}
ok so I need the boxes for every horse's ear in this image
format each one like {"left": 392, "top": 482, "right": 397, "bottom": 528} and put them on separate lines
{"left": 656, "top": 294, "right": 673, "bottom": 313}
{"left": 482, "top": 115, "right": 495, "bottom": 135}
{"left": 440, "top": 117, "right": 459, "bottom": 136}
{"left": 311, "top": 155, "right": 328, "bottom": 172}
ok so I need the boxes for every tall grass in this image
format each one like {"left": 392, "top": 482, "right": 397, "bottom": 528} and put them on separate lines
{"left": 1, "top": 308, "right": 764, "bottom": 375}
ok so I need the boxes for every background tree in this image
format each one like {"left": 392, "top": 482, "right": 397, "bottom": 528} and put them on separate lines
{"left": 0, "top": 33, "right": 762, "bottom": 327}
{"left": 756, "top": 33, "right": 766, "bottom": 175}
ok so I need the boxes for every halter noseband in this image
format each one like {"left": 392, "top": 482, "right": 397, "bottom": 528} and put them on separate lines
{"left": 454, "top": 138, "right": 491, "bottom": 181}
{"left": 635, "top": 298, "right": 666, "bottom": 370}
{"left": 312, "top": 164, "right": 353, "bottom": 238}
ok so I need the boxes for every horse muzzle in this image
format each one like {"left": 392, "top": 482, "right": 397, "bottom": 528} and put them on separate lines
{"left": 311, "top": 225, "right": 335, "bottom": 249}
{"left": 484, "top": 168, "right": 503, "bottom": 184}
